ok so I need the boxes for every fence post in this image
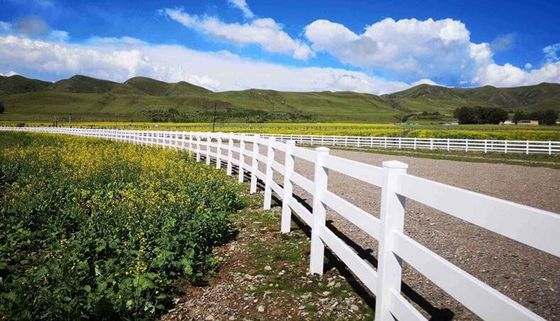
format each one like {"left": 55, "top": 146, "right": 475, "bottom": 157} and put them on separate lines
{"left": 398, "top": 137, "right": 402, "bottom": 149}
{"left": 238, "top": 134, "right": 246, "bottom": 183}
{"left": 447, "top": 138, "right": 450, "bottom": 151}
{"left": 505, "top": 140, "right": 508, "bottom": 154}
{"left": 206, "top": 135, "right": 211, "bottom": 165}
{"left": 309, "top": 147, "right": 330, "bottom": 275}
{"left": 216, "top": 135, "right": 222, "bottom": 169}
{"left": 196, "top": 135, "right": 201, "bottom": 162}
{"left": 227, "top": 133, "right": 234, "bottom": 176}
{"left": 375, "top": 160, "right": 408, "bottom": 321}
{"left": 549, "top": 141, "right": 552, "bottom": 155}
{"left": 264, "top": 138, "right": 275, "bottom": 210}
{"left": 430, "top": 138, "right": 433, "bottom": 150}
{"left": 484, "top": 139, "right": 487, "bottom": 153}
{"left": 281, "top": 140, "right": 296, "bottom": 233}
{"left": 250, "top": 134, "right": 260, "bottom": 194}
{"left": 526, "top": 140, "right": 529, "bottom": 155}
{"left": 465, "top": 139, "right": 469, "bottom": 152}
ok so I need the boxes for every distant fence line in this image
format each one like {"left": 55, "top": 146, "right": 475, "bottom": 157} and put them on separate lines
{"left": 2, "top": 126, "right": 559, "bottom": 321}
{"left": 3, "top": 126, "right": 559, "bottom": 154}
{"left": 258, "top": 133, "right": 560, "bottom": 155}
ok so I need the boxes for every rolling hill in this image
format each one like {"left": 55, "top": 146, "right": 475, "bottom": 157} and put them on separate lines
{"left": 0, "top": 74, "right": 558, "bottom": 122}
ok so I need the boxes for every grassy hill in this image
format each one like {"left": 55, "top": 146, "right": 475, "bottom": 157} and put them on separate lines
{"left": 0, "top": 75, "right": 51, "bottom": 95}
{"left": 0, "top": 74, "right": 559, "bottom": 123}
{"left": 384, "top": 83, "right": 560, "bottom": 113}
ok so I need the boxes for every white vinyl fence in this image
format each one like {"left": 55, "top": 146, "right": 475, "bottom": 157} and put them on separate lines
{"left": 259, "top": 133, "right": 560, "bottom": 155}
{"left": 2, "top": 126, "right": 560, "bottom": 321}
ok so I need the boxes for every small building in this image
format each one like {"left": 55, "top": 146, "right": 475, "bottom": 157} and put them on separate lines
{"left": 502, "top": 120, "right": 514, "bottom": 125}
{"left": 517, "top": 120, "right": 539, "bottom": 126}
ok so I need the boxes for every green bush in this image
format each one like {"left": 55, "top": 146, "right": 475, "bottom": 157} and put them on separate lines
{"left": 0, "top": 132, "right": 243, "bottom": 320}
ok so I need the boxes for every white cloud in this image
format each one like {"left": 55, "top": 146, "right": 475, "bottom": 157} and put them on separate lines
{"left": 544, "top": 43, "right": 560, "bottom": 62}
{"left": 305, "top": 18, "right": 475, "bottom": 82}
{"left": 160, "top": 8, "right": 313, "bottom": 60}
{"left": 228, "top": 0, "right": 254, "bottom": 19}
{"left": 49, "top": 30, "right": 69, "bottom": 42}
{"left": 0, "top": 34, "right": 409, "bottom": 94}
{"left": 305, "top": 17, "right": 560, "bottom": 87}
{"left": 411, "top": 78, "right": 440, "bottom": 86}
{"left": 0, "top": 71, "right": 19, "bottom": 77}
{"left": 474, "top": 62, "right": 560, "bottom": 87}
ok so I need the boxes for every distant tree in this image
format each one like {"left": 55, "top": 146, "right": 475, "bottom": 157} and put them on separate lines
{"left": 529, "top": 109, "right": 559, "bottom": 125}
{"left": 541, "top": 109, "right": 559, "bottom": 125}
{"left": 454, "top": 106, "right": 508, "bottom": 124}
{"left": 512, "top": 110, "right": 528, "bottom": 124}
{"left": 454, "top": 107, "right": 478, "bottom": 124}
{"left": 0, "top": 101, "right": 4, "bottom": 114}
{"left": 477, "top": 107, "right": 508, "bottom": 124}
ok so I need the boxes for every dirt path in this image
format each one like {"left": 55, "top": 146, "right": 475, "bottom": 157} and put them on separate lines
{"left": 261, "top": 147, "right": 560, "bottom": 321}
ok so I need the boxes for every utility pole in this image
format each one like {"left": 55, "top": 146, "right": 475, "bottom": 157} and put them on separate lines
{"left": 212, "top": 102, "right": 217, "bottom": 132}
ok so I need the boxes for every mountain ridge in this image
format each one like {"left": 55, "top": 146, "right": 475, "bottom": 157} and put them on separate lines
{"left": 1, "top": 74, "right": 559, "bottom": 122}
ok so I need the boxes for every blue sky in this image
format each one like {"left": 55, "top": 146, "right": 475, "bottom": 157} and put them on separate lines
{"left": 0, "top": 0, "right": 559, "bottom": 93}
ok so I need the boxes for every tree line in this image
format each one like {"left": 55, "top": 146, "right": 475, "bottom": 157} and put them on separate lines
{"left": 454, "top": 106, "right": 558, "bottom": 125}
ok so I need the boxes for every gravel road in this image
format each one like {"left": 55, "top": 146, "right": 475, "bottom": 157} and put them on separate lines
{"left": 239, "top": 145, "right": 560, "bottom": 321}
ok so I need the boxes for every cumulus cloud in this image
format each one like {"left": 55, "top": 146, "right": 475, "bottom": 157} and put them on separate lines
{"left": 160, "top": 8, "right": 313, "bottom": 60}
{"left": 305, "top": 18, "right": 476, "bottom": 82}
{"left": 305, "top": 17, "right": 560, "bottom": 87}
{"left": 0, "top": 34, "right": 409, "bottom": 94}
{"left": 228, "top": 0, "right": 254, "bottom": 19}
{"left": 474, "top": 62, "right": 560, "bottom": 87}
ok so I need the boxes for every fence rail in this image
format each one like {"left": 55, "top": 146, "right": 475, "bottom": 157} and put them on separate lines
{"left": 258, "top": 133, "right": 560, "bottom": 155}
{"left": 2, "top": 126, "right": 559, "bottom": 321}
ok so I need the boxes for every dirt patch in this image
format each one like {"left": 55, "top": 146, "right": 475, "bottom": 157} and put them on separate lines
{"left": 161, "top": 193, "right": 373, "bottom": 321}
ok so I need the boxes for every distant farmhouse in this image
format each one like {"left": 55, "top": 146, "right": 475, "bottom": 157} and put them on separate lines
{"left": 517, "top": 120, "right": 539, "bottom": 126}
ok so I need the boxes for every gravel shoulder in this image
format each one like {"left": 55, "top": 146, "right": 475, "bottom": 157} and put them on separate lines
{"left": 286, "top": 148, "right": 560, "bottom": 321}
{"left": 170, "top": 146, "right": 560, "bottom": 321}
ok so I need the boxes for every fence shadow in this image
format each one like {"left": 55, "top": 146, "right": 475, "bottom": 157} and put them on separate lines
{"left": 203, "top": 157, "right": 454, "bottom": 321}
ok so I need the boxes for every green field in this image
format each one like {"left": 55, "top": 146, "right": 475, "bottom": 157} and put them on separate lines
{"left": 3, "top": 121, "right": 559, "bottom": 141}
{"left": 0, "top": 132, "right": 243, "bottom": 320}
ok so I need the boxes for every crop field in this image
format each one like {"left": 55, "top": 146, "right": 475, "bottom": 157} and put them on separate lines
{"left": 3, "top": 121, "right": 559, "bottom": 140}
{"left": 0, "top": 132, "right": 243, "bottom": 320}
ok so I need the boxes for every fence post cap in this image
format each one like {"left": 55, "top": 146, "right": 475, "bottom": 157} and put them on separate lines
{"left": 382, "top": 160, "right": 408, "bottom": 170}
{"left": 315, "top": 147, "right": 330, "bottom": 153}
